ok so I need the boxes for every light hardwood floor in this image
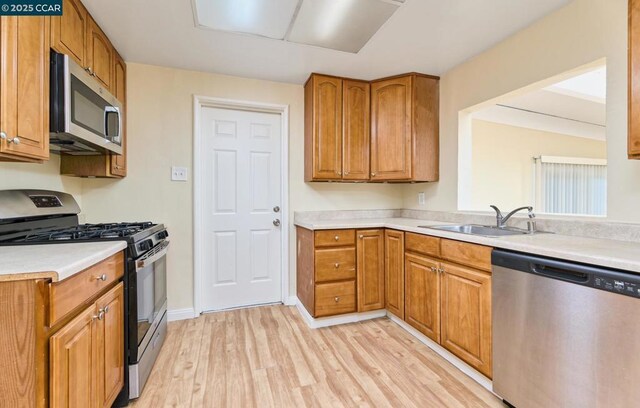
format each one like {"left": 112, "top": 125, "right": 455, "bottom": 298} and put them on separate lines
{"left": 130, "top": 305, "right": 504, "bottom": 408}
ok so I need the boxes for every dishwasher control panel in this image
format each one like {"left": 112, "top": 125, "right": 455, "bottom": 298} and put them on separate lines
{"left": 593, "top": 276, "right": 640, "bottom": 298}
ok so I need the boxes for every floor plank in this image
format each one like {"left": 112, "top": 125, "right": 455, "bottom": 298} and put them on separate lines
{"left": 129, "top": 305, "right": 504, "bottom": 408}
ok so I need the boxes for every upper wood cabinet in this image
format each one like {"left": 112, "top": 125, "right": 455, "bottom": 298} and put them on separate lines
{"left": 51, "top": 0, "right": 87, "bottom": 66}
{"left": 110, "top": 51, "right": 127, "bottom": 176}
{"left": 371, "top": 74, "right": 439, "bottom": 182}
{"left": 86, "top": 15, "right": 112, "bottom": 91}
{"left": 356, "top": 229, "right": 384, "bottom": 312}
{"left": 384, "top": 229, "right": 405, "bottom": 319}
{"left": 343, "top": 80, "right": 370, "bottom": 180}
{"left": 0, "top": 16, "right": 51, "bottom": 162}
{"left": 305, "top": 74, "right": 371, "bottom": 181}
{"left": 305, "top": 74, "right": 343, "bottom": 180}
{"left": 305, "top": 72, "right": 438, "bottom": 182}
{"left": 630, "top": 0, "right": 640, "bottom": 158}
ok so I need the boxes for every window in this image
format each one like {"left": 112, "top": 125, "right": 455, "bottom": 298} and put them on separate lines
{"left": 534, "top": 156, "right": 607, "bottom": 216}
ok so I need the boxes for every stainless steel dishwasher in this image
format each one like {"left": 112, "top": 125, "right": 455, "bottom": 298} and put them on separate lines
{"left": 492, "top": 249, "right": 640, "bottom": 408}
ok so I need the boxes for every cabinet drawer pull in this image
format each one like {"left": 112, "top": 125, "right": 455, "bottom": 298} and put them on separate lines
{"left": 334, "top": 235, "right": 339, "bottom": 241}
{"left": 93, "top": 310, "right": 105, "bottom": 321}
{"left": 334, "top": 263, "right": 340, "bottom": 268}
{"left": 371, "top": 172, "right": 376, "bottom": 176}
{"left": 430, "top": 266, "right": 437, "bottom": 272}
{"left": 359, "top": 234, "right": 364, "bottom": 239}
{"left": 95, "top": 273, "right": 108, "bottom": 281}
{"left": 334, "top": 297, "right": 340, "bottom": 303}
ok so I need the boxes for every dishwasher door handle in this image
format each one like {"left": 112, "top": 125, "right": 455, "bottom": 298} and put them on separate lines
{"left": 530, "top": 263, "right": 590, "bottom": 284}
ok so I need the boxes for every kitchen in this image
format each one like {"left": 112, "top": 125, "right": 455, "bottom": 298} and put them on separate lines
{"left": 1, "top": 0, "right": 639, "bottom": 406}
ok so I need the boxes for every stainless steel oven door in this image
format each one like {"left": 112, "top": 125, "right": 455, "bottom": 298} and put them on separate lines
{"left": 135, "top": 240, "right": 169, "bottom": 357}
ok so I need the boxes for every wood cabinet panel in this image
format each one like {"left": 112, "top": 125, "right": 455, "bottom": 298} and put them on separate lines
{"left": 305, "top": 74, "right": 343, "bottom": 180}
{"left": 0, "top": 16, "right": 50, "bottom": 161}
{"left": 85, "top": 15, "right": 112, "bottom": 91}
{"left": 342, "top": 80, "right": 370, "bottom": 180}
{"left": 110, "top": 51, "right": 126, "bottom": 177}
{"left": 440, "top": 262, "right": 492, "bottom": 378}
{"left": 50, "top": 305, "right": 97, "bottom": 408}
{"left": 314, "top": 229, "right": 355, "bottom": 247}
{"left": 356, "top": 229, "right": 384, "bottom": 312}
{"left": 404, "top": 253, "right": 441, "bottom": 342}
{"left": 95, "top": 283, "right": 124, "bottom": 408}
{"left": 296, "top": 227, "right": 316, "bottom": 316}
{"left": 370, "top": 76, "right": 413, "bottom": 180}
{"left": 315, "top": 280, "right": 356, "bottom": 317}
{"left": 631, "top": 0, "right": 640, "bottom": 158}
{"left": 440, "top": 239, "right": 492, "bottom": 272}
{"left": 50, "top": 0, "right": 87, "bottom": 66}
{"left": 315, "top": 247, "right": 356, "bottom": 282}
{"left": 412, "top": 75, "right": 439, "bottom": 181}
{"left": 405, "top": 232, "right": 440, "bottom": 258}
{"left": 384, "top": 230, "right": 404, "bottom": 319}
{"left": 49, "top": 252, "right": 124, "bottom": 327}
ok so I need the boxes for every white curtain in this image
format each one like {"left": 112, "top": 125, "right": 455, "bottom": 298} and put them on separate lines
{"left": 536, "top": 156, "right": 607, "bottom": 216}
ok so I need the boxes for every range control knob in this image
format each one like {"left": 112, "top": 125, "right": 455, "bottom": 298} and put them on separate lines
{"left": 138, "top": 240, "right": 153, "bottom": 252}
{"left": 157, "top": 230, "right": 169, "bottom": 240}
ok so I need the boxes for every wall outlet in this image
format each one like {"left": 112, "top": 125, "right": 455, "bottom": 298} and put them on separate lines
{"left": 418, "top": 192, "right": 426, "bottom": 205}
{"left": 171, "top": 166, "right": 188, "bottom": 181}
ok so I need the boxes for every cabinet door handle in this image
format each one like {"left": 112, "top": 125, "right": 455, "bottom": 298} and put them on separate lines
{"left": 334, "top": 235, "right": 339, "bottom": 241}
{"left": 0, "top": 132, "right": 19, "bottom": 144}
{"left": 430, "top": 266, "right": 437, "bottom": 272}
{"left": 359, "top": 234, "right": 364, "bottom": 239}
{"left": 334, "top": 263, "right": 340, "bottom": 268}
{"left": 95, "top": 273, "right": 107, "bottom": 281}
{"left": 371, "top": 172, "right": 376, "bottom": 177}
{"left": 103, "top": 306, "right": 110, "bottom": 314}
{"left": 93, "top": 310, "right": 105, "bottom": 321}
{"left": 334, "top": 297, "right": 340, "bottom": 303}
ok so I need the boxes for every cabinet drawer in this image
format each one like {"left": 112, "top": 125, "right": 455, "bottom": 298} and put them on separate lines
{"left": 315, "top": 229, "right": 355, "bottom": 247}
{"left": 440, "top": 239, "right": 492, "bottom": 272}
{"left": 49, "top": 251, "right": 124, "bottom": 326}
{"left": 315, "top": 281, "right": 356, "bottom": 317}
{"left": 405, "top": 232, "right": 441, "bottom": 257}
{"left": 315, "top": 248, "right": 356, "bottom": 282}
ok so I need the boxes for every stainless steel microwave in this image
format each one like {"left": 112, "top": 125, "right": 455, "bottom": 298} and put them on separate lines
{"left": 50, "top": 51, "right": 123, "bottom": 155}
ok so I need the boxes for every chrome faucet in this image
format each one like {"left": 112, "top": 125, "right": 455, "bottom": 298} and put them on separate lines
{"left": 490, "top": 205, "right": 534, "bottom": 229}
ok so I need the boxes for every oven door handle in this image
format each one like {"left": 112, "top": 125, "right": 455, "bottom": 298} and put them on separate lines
{"left": 136, "top": 241, "right": 170, "bottom": 271}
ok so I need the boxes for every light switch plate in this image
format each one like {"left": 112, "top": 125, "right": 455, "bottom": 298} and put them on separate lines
{"left": 418, "top": 192, "right": 426, "bottom": 205}
{"left": 171, "top": 166, "right": 188, "bottom": 181}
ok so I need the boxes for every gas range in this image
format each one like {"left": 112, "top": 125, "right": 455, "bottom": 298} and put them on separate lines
{"left": 0, "top": 189, "right": 168, "bottom": 405}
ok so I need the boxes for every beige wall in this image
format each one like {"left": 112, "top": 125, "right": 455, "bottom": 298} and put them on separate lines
{"left": 0, "top": 155, "right": 83, "bottom": 207}
{"left": 403, "top": 0, "right": 640, "bottom": 222}
{"left": 468, "top": 120, "right": 607, "bottom": 211}
{"left": 80, "top": 63, "right": 403, "bottom": 311}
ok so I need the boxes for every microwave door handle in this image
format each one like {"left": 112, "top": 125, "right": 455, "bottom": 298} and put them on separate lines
{"left": 104, "top": 106, "right": 121, "bottom": 143}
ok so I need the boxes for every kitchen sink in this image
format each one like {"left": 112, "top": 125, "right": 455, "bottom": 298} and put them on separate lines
{"left": 419, "top": 224, "right": 533, "bottom": 237}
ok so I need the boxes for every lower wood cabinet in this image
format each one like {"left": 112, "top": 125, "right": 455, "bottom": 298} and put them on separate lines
{"left": 405, "top": 253, "right": 441, "bottom": 343}
{"left": 440, "top": 262, "right": 492, "bottom": 378}
{"left": 296, "top": 227, "right": 384, "bottom": 317}
{"left": 50, "top": 282, "right": 124, "bottom": 408}
{"left": 0, "top": 252, "right": 125, "bottom": 407}
{"left": 357, "top": 229, "right": 384, "bottom": 312}
{"left": 384, "top": 230, "right": 404, "bottom": 319}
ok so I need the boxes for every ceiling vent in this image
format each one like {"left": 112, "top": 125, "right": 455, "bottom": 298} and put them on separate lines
{"left": 193, "top": 0, "right": 405, "bottom": 53}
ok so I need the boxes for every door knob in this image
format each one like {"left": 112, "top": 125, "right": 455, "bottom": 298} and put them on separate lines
{"left": 273, "top": 206, "right": 280, "bottom": 213}
{"left": 273, "top": 219, "right": 281, "bottom": 227}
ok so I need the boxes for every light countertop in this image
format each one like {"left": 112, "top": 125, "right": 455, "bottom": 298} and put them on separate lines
{"left": 0, "top": 241, "right": 127, "bottom": 282}
{"left": 295, "top": 217, "right": 640, "bottom": 274}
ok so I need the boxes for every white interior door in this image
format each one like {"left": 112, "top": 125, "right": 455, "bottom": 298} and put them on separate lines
{"left": 201, "top": 107, "right": 282, "bottom": 311}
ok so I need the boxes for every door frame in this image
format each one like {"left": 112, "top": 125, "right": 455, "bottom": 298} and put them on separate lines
{"left": 192, "top": 95, "right": 290, "bottom": 315}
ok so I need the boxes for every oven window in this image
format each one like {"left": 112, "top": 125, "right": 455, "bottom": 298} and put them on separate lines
{"left": 136, "top": 254, "right": 167, "bottom": 345}
{"left": 70, "top": 74, "right": 121, "bottom": 146}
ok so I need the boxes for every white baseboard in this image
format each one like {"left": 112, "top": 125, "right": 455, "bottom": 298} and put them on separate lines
{"left": 167, "top": 308, "right": 197, "bottom": 322}
{"left": 283, "top": 296, "right": 298, "bottom": 306}
{"left": 387, "top": 313, "right": 494, "bottom": 393}
{"left": 296, "top": 301, "right": 387, "bottom": 329}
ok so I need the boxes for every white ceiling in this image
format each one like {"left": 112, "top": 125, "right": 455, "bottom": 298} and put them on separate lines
{"left": 473, "top": 66, "right": 607, "bottom": 141}
{"left": 82, "top": 0, "right": 571, "bottom": 84}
